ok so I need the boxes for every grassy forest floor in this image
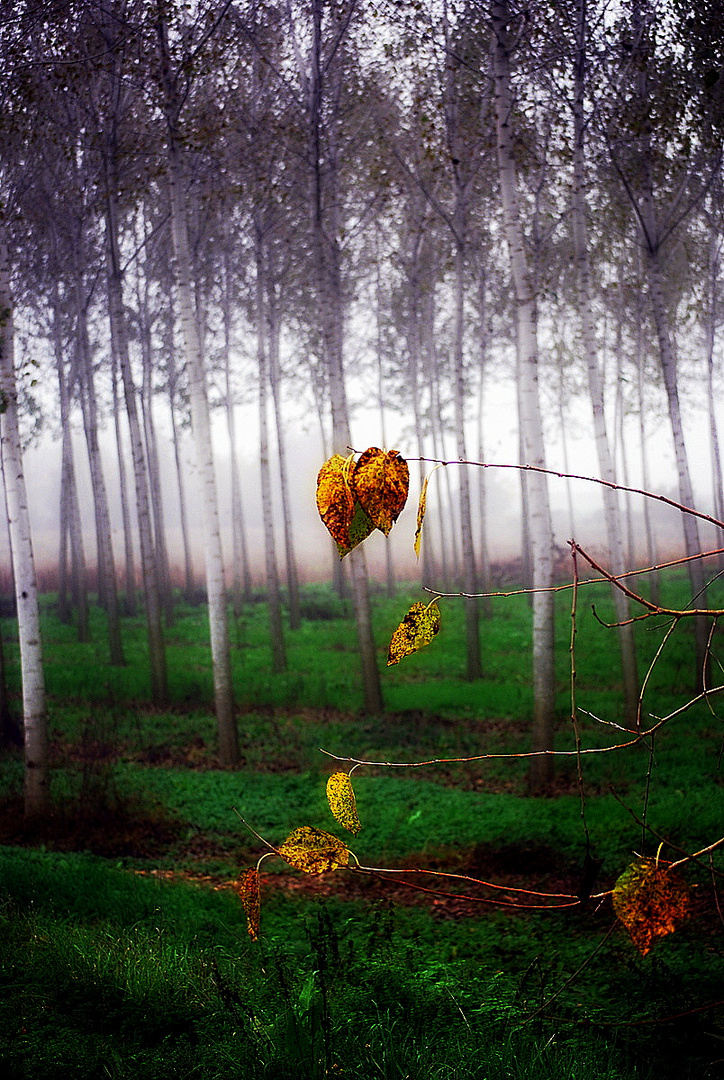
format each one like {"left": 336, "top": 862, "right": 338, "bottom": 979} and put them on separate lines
{"left": 0, "top": 575, "right": 722, "bottom": 1078}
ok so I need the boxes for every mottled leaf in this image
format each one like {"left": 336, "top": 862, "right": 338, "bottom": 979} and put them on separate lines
{"left": 237, "top": 868, "right": 261, "bottom": 941}
{"left": 326, "top": 772, "right": 361, "bottom": 835}
{"left": 612, "top": 859, "right": 690, "bottom": 955}
{"left": 316, "top": 454, "right": 355, "bottom": 550}
{"left": 352, "top": 448, "right": 410, "bottom": 536}
{"left": 336, "top": 501, "right": 376, "bottom": 558}
{"left": 278, "top": 826, "right": 350, "bottom": 875}
{"left": 387, "top": 601, "right": 441, "bottom": 666}
{"left": 414, "top": 475, "right": 429, "bottom": 559}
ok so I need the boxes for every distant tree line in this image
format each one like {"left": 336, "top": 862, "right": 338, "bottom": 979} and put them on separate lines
{"left": 0, "top": 0, "right": 723, "bottom": 812}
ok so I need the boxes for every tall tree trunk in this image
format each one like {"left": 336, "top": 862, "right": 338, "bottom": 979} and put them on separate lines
{"left": 0, "top": 229, "right": 49, "bottom": 818}
{"left": 308, "top": 0, "right": 382, "bottom": 712}
{"left": 52, "top": 296, "right": 88, "bottom": 641}
{"left": 104, "top": 174, "right": 168, "bottom": 706}
{"left": 705, "top": 229, "right": 724, "bottom": 545}
{"left": 255, "top": 227, "right": 287, "bottom": 673}
{"left": 268, "top": 281, "right": 302, "bottom": 631}
{"left": 492, "top": 0, "right": 556, "bottom": 792}
{"left": 158, "top": 28, "right": 238, "bottom": 762}
{"left": 571, "top": 0, "right": 638, "bottom": 723}
{"left": 110, "top": 351, "right": 137, "bottom": 616}
{"left": 452, "top": 232, "right": 481, "bottom": 677}
{"left": 166, "top": 306, "right": 195, "bottom": 599}
{"left": 74, "top": 281, "right": 124, "bottom": 665}
{"left": 221, "top": 262, "right": 252, "bottom": 613}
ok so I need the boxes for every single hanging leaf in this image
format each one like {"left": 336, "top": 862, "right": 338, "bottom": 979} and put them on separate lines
{"left": 326, "top": 772, "right": 361, "bottom": 835}
{"left": 316, "top": 454, "right": 355, "bottom": 550}
{"left": 387, "top": 601, "right": 441, "bottom": 666}
{"left": 352, "top": 448, "right": 410, "bottom": 536}
{"left": 278, "top": 826, "right": 350, "bottom": 874}
{"left": 236, "top": 868, "right": 261, "bottom": 941}
{"left": 612, "top": 859, "right": 690, "bottom": 956}
{"left": 413, "top": 475, "right": 429, "bottom": 559}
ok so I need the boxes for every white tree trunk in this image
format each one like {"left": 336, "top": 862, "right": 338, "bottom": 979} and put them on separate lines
{"left": 571, "top": 0, "right": 639, "bottom": 722}
{"left": 166, "top": 138, "right": 238, "bottom": 764}
{"left": 492, "top": 0, "right": 556, "bottom": 792}
{"left": 0, "top": 230, "right": 48, "bottom": 817}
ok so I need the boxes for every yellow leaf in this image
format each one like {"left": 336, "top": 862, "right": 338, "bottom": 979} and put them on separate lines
{"left": 387, "top": 601, "right": 441, "bottom": 666}
{"left": 612, "top": 859, "right": 690, "bottom": 955}
{"left": 236, "top": 868, "right": 261, "bottom": 941}
{"left": 278, "top": 826, "right": 350, "bottom": 875}
{"left": 316, "top": 454, "right": 355, "bottom": 551}
{"left": 326, "top": 772, "right": 361, "bottom": 835}
{"left": 414, "top": 475, "right": 429, "bottom": 559}
{"left": 352, "top": 447, "right": 410, "bottom": 536}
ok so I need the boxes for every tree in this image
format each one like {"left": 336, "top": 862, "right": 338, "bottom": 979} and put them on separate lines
{"left": 490, "top": 0, "right": 556, "bottom": 792}
{"left": 0, "top": 225, "right": 49, "bottom": 818}
{"left": 155, "top": 1, "right": 239, "bottom": 764}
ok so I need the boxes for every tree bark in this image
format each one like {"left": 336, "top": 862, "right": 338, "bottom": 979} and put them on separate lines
{"left": 255, "top": 226, "right": 287, "bottom": 673}
{"left": 0, "top": 228, "right": 49, "bottom": 818}
{"left": 492, "top": 0, "right": 556, "bottom": 792}
{"left": 157, "top": 13, "right": 238, "bottom": 762}
{"left": 571, "top": 0, "right": 638, "bottom": 723}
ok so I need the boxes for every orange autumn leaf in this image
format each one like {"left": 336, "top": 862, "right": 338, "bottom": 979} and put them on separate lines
{"left": 387, "top": 601, "right": 441, "bottom": 666}
{"left": 352, "top": 448, "right": 410, "bottom": 536}
{"left": 237, "top": 868, "right": 261, "bottom": 941}
{"left": 612, "top": 859, "right": 690, "bottom": 956}
{"left": 316, "top": 454, "right": 374, "bottom": 557}
{"left": 326, "top": 772, "right": 361, "bottom": 835}
{"left": 278, "top": 826, "right": 350, "bottom": 875}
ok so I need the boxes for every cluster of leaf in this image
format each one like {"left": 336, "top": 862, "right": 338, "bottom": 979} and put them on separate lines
{"left": 237, "top": 772, "right": 361, "bottom": 940}
{"left": 236, "top": 449, "right": 695, "bottom": 957}
{"left": 316, "top": 447, "right": 440, "bottom": 665}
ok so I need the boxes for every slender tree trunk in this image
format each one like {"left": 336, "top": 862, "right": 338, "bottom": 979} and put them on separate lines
{"left": 166, "top": 308, "right": 195, "bottom": 598}
{"left": 74, "top": 283, "right": 125, "bottom": 665}
{"left": 221, "top": 263, "right": 252, "bottom": 613}
{"left": 268, "top": 283, "right": 302, "bottom": 630}
{"left": 255, "top": 228, "right": 287, "bottom": 673}
{"left": 452, "top": 233, "right": 481, "bottom": 678}
{"left": 138, "top": 285, "right": 174, "bottom": 624}
{"left": 705, "top": 230, "right": 724, "bottom": 544}
{"left": 110, "top": 352, "right": 137, "bottom": 616}
{"left": 52, "top": 297, "right": 88, "bottom": 640}
{"left": 0, "top": 229, "right": 48, "bottom": 818}
{"left": 571, "top": 0, "right": 638, "bottom": 722}
{"left": 492, "top": 0, "right": 556, "bottom": 792}
{"left": 104, "top": 176, "right": 168, "bottom": 706}
{"left": 308, "top": 0, "right": 382, "bottom": 712}
{"left": 159, "top": 42, "right": 238, "bottom": 762}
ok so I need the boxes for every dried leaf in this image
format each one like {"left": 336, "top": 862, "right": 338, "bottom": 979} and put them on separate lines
{"left": 414, "top": 475, "right": 429, "bottom": 559}
{"left": 352, "top": 448, "right": 410, "bottom": 536}
{"left": 387, "top": 601, "right": 441, "bottom": 666}
{"left": 316, "top": 454, "right": 355, "bottom": 550}
{"left": 612, "top": 859, "right": 690, "bottom": 955}
{"left": 278, "top": 826, "right": 350, "bottom": 875}
{"left": 237, "top": 868, "right": 261, "bottom": 941}
{"left": 326, "top": 772, "right": 361, "bottom": 835}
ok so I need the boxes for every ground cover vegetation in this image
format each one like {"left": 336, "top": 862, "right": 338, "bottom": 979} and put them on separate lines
{"left": 0, "top": 569, "right": 722, "bottom": 1079}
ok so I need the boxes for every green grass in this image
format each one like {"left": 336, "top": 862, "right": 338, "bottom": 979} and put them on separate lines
{"left": 0, "top": 848, "right": 658, "bottom": 1080}
{"left": 0, "top": 577, "right": 722, "bottom": 1078}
